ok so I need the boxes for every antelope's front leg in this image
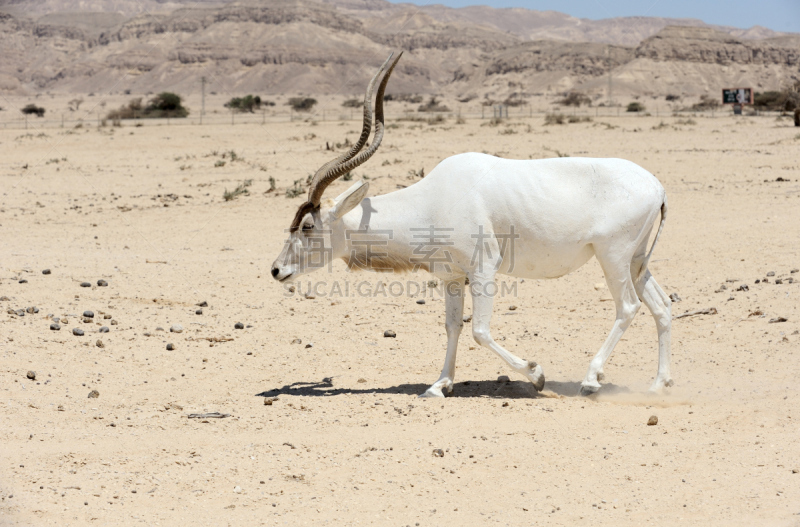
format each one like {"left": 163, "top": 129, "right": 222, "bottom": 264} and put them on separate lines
{"left": 420, "top": 278, "right": 465, "bottom": 398}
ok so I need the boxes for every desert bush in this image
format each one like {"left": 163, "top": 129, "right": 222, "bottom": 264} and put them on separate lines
{"left": 225, "top": 95, "right": 268, "bottom": 113}
{"left": 559, "top": 92, "right": 591, "bottom": 107}
{"left": 690, "top": 95, "right": 720, "bottom": 111}
{"left": 544, "top": 113, "right": 565, "bottom": 125}
{"left": 795, "top": 108, "right": 800, "bottom": 127}
{"left": 755, "top": 84, "right": 799, "bottom": 112}
{"left": 108, "top": 94, "right": 188, "bottom": 119}
{"left": 285, "top": 179, "right": 304, "bottom": 198}
{"left": 223, "top": 179, "right": 252, "bottom": 201}
{"left": 385, "top": 94, "right": 423, "bottom": 104}
{"left": 665, "top": 94, "right": 681, "bottom": 102}
{"left": 68, "top": 98, "right": 83, "bottom": 111}
{"left": 626, "top": 102, "right": 646, "bottom": 113}
{"left": 288, "top": 98, "right": 317, "bottom": 112}
{"left": 418, "top": 97, "right": 450, "bottom": 113}
{"left": 504, "top": 95, "right": 528, "bottom": 107}
{"left": 21, "top": 104, "right": 45, "bottom": 117}
{"left": 342, "top": 98, "right": 361, "bottom": 108}
{"left": 568, "top": 115, "right": 592, "bottom": 123}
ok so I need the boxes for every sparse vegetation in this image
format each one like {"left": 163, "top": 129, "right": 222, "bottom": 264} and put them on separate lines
{"left": 384, "top": 94, "right": 423, "bottom": 104}
{"left": 690, "top": 95, "right": 720, "bottom": 111}
{"left": 223, "top": 179, "right": 252, "bottom": 201}
{"left": 68, "top": 98, "right": 83, "bottom": 111}
{"left": 342, "top": 99, "right": 362, "bottom": 108}
{"left": 288, "top": 98, "right": 317, "bottom": 112}
{"left": 665, "top": 94, "right": 681, "bottom": 102}
{"left": 21, "top": 104, "right": 45, "bottom": 117}
{"left": 417, "top": 97, "right": 450, "bottom": 113}
{"left": 544, "top": 114, "right": 564, "bottom": 125}
{"left": 342, "top": 171, "right": 353, "bottom": 181}
{"left": 225, "top": 95, "right": 271, "bottom": 113}
{"left": 626, "top": 102, "right": 646, "bottom": 113}
{"left": 285, "top": 179, "right": 304, "bottom": 198}
{"left": 755, "top": 82, "right": 800, "bottom": 111}
{"left": 675, "top": 118, "right": 696, "bottom": 126}
{"left": 558, "top": 92, "right": 591, "bottom": 107}
{"left": 107, "top": 93, "right": 188, "bottom": 120}
{"left": 407, "top": 167, "right": 425, "bottom": 179}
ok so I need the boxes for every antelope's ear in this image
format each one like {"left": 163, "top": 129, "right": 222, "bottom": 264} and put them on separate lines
{"left": 331, "top": 180, "right": 369, "bottom": 219}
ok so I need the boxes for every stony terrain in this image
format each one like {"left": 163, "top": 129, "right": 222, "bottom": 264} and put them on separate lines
{"left": 1, "top": 101, "right": 799, "bottom": 525}
{"left": 0, "top": 0, "right": 798, "bottom": 99}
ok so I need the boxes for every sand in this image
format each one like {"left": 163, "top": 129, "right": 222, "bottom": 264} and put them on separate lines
{"left": 1, "top": 104, "right": 799, "bottom": 525}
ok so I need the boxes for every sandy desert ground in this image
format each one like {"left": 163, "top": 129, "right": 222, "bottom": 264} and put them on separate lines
{"left": 1, "top": 104, "right": 799, "bottom": 526}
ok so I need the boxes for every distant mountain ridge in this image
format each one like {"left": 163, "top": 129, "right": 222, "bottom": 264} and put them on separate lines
{"left": 0, "top": 0, "right": 797, "bottom": 99}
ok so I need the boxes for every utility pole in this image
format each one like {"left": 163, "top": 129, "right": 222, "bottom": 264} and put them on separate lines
{"left": 201, "top": 76, "right": 206, "bottom": 125}
{"left": 607, "top": 47, "right": 613, "bottom": 109}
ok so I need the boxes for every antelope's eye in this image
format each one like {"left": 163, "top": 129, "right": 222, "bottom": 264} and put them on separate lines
{"left": 302, "top": 223, "right": 314, "bottom": 232}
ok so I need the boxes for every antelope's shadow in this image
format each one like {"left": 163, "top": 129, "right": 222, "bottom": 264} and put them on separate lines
{"left": 256, "top": 377, "right": 631, "bottom": 399}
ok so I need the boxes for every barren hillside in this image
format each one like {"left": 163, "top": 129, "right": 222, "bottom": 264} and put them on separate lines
{"left": 0, "top": 0, "right": 797, "bottom": 99}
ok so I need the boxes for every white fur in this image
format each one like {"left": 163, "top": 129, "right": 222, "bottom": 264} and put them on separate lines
{"left": 273, "top": 153, "right": 672, "bottom": 396}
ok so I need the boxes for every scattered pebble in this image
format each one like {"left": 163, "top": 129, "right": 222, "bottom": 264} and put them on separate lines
{"left": 26, "top": 306, "right": 39, "bottom": 314}
{"left": 234, "top": 322, "right": 244, "bottom": 329}
{"left": 508, "top": 305, "right": 518, "bottom": 311}
{"left": 42, "top": 269, "right": 51, "bottom": 275}
{"left": 384, "top": 330, "right": 396, "bottom": 338}
{"left": 791, "top": 269, "right": 798, "bottom": 274}
{"left": 305, "top": 343, "right": 313, "bottom": 348}
{"left": 15, "top": 309, "right": 25, "bottom": 317}
{"left": 104, "top": 314, "right": 112, "bottom": 319}
{"left": 50, "top": 323, "right": 60, "bottom": 331}
{"left": 18, "top": 279, "right": 27, "bottom": 284}
{"left": 357, "top": 378, "right": 367, "bottom": 383}
{"left": 166, "top": 343, "right": 175, "bottom": 351}
{"left": 83, "top": 310, "right": 94, "bottom": 318}
{"left": 416, "top": 299, "right": 426, "bottom": 305}
{"left": 502, "top": 401, "right": 509, "bottom": 407}
{"left": 195, "top": 309, "right": 203, "bottom": 315}
{"left": 233, "top": 486, "right": 242, "bottom": 494}
{"left": 432, "top": 449, "right": 444, "bottom": 457}
{"left": 647, "top": 415, "right": 658, "bottom": 426}
{"left": 26, "top": 371, "right": 36, "bottom": 380}
{"left": 736, "top": 284, "right": 749, "bottom": 292}
{"left": 497, "top": 375, "right": 510, "bottom": 383}
{"left": 767, "top": 271, "right": 775, "bottom": 277}
{"left": 197, "top": 301, "right": 208, "bottom": 307}
{"left": 170, "top": 324, "right": 183, "bottom": 333}
{"left": 769, "top": 317, "right": 788, "bottom": 323}
{"left": 291, "top": 338, "right": 302, "bottom": 345}
{"left": 80, "top": 282, "right": 91, "bottom": 288}
{"left": 96, "top": 340, "right": 104, "bottom": 348}
{"left": 72, "top": 328, "right": 84, "bottom": 336}
{"left": 0, "top": 296, "right": 9, "bottom": 301}
{"left": 669, "top": 293, "right": 682, "bottom": 302}
{"left": 99, "top": 326, "right": 109, "bottom": 333}
{"left": 87, "top": 390, "right": 99, "bottom": 399}
{"left": 110, "top": 320, "right": 118, "bottom": 325}
{"left": 82, "top": 317, "right": 93, "bottom": 323}
{"left": 97, "top": 279, "right": 108, "bottom": 287}
{"left": 263, "top": 398, "right": 277, "bottom": 406}
{"left": 61, "top": 318, "right": 69, "bottom": 325}
{"left": 463, "top": 315, "right": 472, "bottom": 323}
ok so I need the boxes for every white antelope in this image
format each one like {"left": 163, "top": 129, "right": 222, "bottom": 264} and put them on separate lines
{"left": 271, "top": 52, "right": 673, "bottom": 397}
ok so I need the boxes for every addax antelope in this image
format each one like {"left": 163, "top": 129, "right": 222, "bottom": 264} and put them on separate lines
{"left": 271, "top": 52, "right": 673, "bottom": 397}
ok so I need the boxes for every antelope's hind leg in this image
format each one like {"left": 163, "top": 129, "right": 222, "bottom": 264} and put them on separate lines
{"left": 420, "top": 278, "right": 466, "bottom": 398}
{"left": 634, "top": 270, "right": 674, "bottom": 392}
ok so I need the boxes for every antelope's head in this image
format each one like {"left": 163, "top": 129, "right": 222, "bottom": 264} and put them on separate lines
{"left": 271, "top": 52, "right": 402, "bottom": 283}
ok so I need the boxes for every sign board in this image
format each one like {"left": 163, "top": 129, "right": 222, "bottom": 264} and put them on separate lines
{"left": 722, "top": 88, "right": 753, "bottom": 105}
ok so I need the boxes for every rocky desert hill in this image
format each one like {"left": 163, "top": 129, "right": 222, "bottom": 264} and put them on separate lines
{"left": 0, "top": 0, "right": 798, "bottom": 100}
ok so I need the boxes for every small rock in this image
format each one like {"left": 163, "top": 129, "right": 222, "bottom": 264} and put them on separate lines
{"left": 83, "top": 310, "right": 94, "bottom": 318}
{"left": 291, "top": 338, "right": 302, "bottom": 345}
{"left": 170, "top": 324, "right": 183, "bottom": 333}
{"left": 72, "top": 328, "right": 84, "bottom": 336}
{"left": 791, "top": 269, "right": 798, "bottom": 274}
{"left": 15, "top": 309, "right": 25, "bottom": 317}
{"left": 767, "top": 271, "right": 775, "bottom": 277}
{"left": 97, "top": 279, "right": 108, "bottom": 287}
{"left": 99, "top": 326, "right": 109, "bottom": 333}
{"left": 110, "top": 320, "right": 118, "bottom": 325}
{"left": 769, "top": 317, "right": 788, "bottom": 323}
{"left": 195, "top": 309, "right": 203, "bottom": 315}
{"left": 305, "top": 343, "right": 313, "bottom": 348}
{"left": 669, "top": 293, "right": 681, "bottom": 302}
{"left": 26, "top": 306, "right": 39, "bottom": 314}
{"left": 87, "top": 390, "right": 99, "bottom": 399}
{"left": 647, "top": 415, "right": 658, "bottom": 426}
{"left": 57, "top": 405, "right": 64, "bottom": 411}
{"left": 508, "top": 305, "right": 518, "bottom": 311}
{"left": 462, "top": 315, "right": 472, "bottom": 323}
{"left": 82, "top": 317, "right": 93, "bottom": 323}
{"left": 416, "top": 299, "right": 426, "bottom": 305}
{"left": 263, "top": 398, "right": 277, "bottom": 406}
{"left": 792, "top": 468, "right": 798, "bottom": 474}
{"left": 18, "top": 279, "right": 27, "bottom": 284}
{"left": 736, "top": 284, "right": 749, "bottom": 292}
{"left": 103, "top": 314, "right": 112, "bottom": 319}
{"left": 26, "top": 371, "right": 36, "bottom": 380}
{"left": 50, "top": 323, "right": 60, "bottom": 331}
{"left": 166, "top": 343, "right": 175, "bottom": 351}
{"left": 497, "top": 375, "right": 510, "bottom": 383}
{"left": 234, "top": 322, "right": 244, "bottom": 329}
{"left": 0, "top": 296, "right": 9, "bottom": 301}
{"left": 593, "top": 283, "right": 606, "bottom": 291}
{"left": 197, "top": 301, "right": 208, "bottom": 307}
{"left": 384, "top": 329, "right": 396, "bottom": 338}
{"left": 80, "top": 282, "right": 91, "bottom": 288}
{"left": 233, "top": 486, "right": 242, "bottom": 494}
{"left": 502, "top": 401, "right": 509, "bottom": 407}
{"left": 432, "top": 449, "right": 444, "bottom": 457}
{"left": 42, "top": 269, "right": 51, "bottom": 275}
{"left": 304, "top": 292, "right": 316, "bottom": 300}
{"left": 96, "top": 340, "right": 104, "bottom": 348}
{"left": 357, "top": 378, "right": 367, "bottom": 383}
{"left": 61, "top": 318, "right": 69, "bottom": 325}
